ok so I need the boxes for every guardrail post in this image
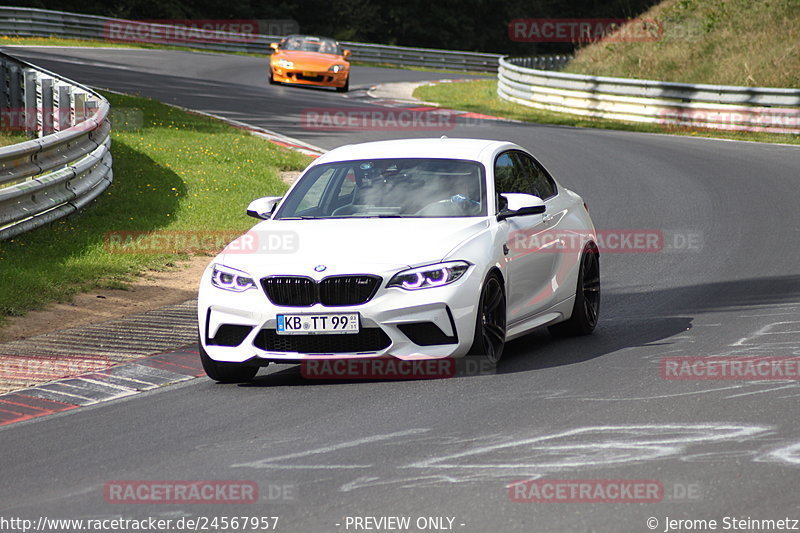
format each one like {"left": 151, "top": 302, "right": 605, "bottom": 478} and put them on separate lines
{"left": 23, "top": 69, "right": 37, "bottom": 137}
{"left": 72, "top": 90, "right": 87, "bottom": 124}
{"left": 8, "top": 64, "right": 22, "bottom": 110}
{"left": 85, "top": 99, "right": 99, "bottom": 124}
{"left": 0, "top": 60, "right": 7, "bottom": 111}
{"left": 56, "top": 83, "right": 72, "bottom": 131}
{"left": 40, "top": 76, "right": 55, "bottom": 136}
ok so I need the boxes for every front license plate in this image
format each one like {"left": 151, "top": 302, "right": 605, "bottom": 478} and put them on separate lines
{"left": 276, "top": 313, "right": 360, "bottom": 335}
{"left": 302, "top": 71, "right": 318, "bottom": 77}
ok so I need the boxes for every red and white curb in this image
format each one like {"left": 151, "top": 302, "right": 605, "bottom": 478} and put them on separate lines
{"left": 0, "top": 347, "right": 204, "bottom": 427}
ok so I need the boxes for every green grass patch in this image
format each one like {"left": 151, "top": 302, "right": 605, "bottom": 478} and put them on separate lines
{"left": 0, "top": 91, "right": 311, "bottom": 324}
{"left": 0, "top": 35, "right": 266, "bottom": 57}
{"left": 566, "top": 0, "right": 800, "bottom": 88}
{"left": 0, "top": 130, "right": 28, "bottom": 147}
{"left": 414, "top": 79, "right": 800, "bottom": 145}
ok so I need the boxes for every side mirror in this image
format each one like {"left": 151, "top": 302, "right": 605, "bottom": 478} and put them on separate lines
{"left": 247, "top": 196, "right": 282, "bottom": 220}
{"left": 270, "top": 42, "right": 279, "bottom": 51}
{"left": 497, "top": 193, "right": 546, "bottom": 221}
{"left": 343, "top": 49, "right": 352, "bottom": 58}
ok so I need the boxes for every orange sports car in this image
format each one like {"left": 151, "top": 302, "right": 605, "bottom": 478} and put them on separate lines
{"left": 269, "top": 35, "right": 351, "bottom": 92}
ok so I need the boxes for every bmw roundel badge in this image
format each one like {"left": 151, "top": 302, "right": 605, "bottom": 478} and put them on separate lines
{"left": 314, "top": 265, "right": 327, "bottom": 272}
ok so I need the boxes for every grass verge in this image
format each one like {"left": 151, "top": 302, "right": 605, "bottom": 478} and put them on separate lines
{"left": 414, "top": 79, "right": 800, "bottom": 145}
{"left": 0, "top": 91, "right": 311, "bottom": 325}
{"left": 0, "top": 131, "right": 28, "bottom": 147}
{"left": 0, "top": 35, "right": 264, "bottom": 57}
{"left": 566, "top": 0, "right": 800, "bottom": 88}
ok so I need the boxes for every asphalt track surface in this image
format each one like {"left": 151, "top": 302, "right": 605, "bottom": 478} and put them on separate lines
{"left": 3, "top": 47, "right": 800, "bottom": 533}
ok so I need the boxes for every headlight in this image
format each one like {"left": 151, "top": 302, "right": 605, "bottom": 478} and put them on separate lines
{"left": 211, "top": 264, "right": 257, "bottom": 292}
{"left": 276, "top": 59, "right": 294, "bottom": 69}
{"left": 328, "top": 64, "right": 345, "bottom": 73}
{"left": 387, "top": 261, "right": 470, "bottom": 290}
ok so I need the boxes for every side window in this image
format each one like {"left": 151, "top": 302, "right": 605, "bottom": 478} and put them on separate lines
{"left": 518, "top": 153, "right": 557, "bottom": 200}
{"left": 495, "top": 151, "right": 535, "bottom": 212}
{"left": 495, "top": 152, "right": 530, "bottom": 194}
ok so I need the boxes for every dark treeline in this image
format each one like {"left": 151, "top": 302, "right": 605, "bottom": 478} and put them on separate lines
{"left": 11, "top": 0, "right": 662, "bottom": 54}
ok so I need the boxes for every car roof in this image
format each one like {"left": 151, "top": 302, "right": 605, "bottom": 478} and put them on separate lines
{"left": 314, "top": 138, "right": 519, "bottom": 165}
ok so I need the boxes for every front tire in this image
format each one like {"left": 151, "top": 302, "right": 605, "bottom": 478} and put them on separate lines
{"left": 469, "top": 274, "right": 506, "bottom": 365}
{"left": 549, "top": 243, "right": 600, "bottom": 337}
{"left": 268, "top": 69, "right": 277, "bottom": 85}
{"left": 199, "top": 337, "right": 259, "bottom": 383}
{"left": 336, "top": 75, "right": 349, "bottom": 92}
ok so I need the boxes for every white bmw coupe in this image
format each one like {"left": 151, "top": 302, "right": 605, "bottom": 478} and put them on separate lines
{"left": 197, "top": 138, "right": 599, "bottom": 382}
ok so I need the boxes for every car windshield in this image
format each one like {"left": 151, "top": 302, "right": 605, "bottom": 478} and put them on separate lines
{"left": 281, "top": 36, "right": 341, "bottom": 55}
{"left": 274, "top": 158, "right": 487, "bottom": 219}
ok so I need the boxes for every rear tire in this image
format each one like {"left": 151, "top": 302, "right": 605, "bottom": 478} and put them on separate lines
{"left": 468, "top": 274, "right": 506, "bottom": 365}
{"left": 549, "top": 243, "right": 600, "bottom": 337}
{"left": 336, "top": 76, "right": 349, "bottom": 92}
{"left": 199, "top": 337, "right": 259, "bottom": 383}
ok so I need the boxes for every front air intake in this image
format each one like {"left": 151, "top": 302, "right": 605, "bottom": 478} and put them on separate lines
{"left": 261, "top": 275, "right": 381, "bottom": 307}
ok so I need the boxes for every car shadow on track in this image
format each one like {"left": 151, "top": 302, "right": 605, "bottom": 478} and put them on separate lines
{"left": 501, "top": 274, "right": 800, "bottom": 374}
{"left": 227, "top": 275, "right": 800, "bottom": 387}
{"left": 237, "top": 314, "right": 692, "bottom": 388}
{"left": 497, "top": 315, "right": 693, "bottom": 374}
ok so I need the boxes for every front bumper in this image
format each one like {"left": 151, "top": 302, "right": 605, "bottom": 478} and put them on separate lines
{"left": 271, "top": 67, "right": 348, "bottom": 88}
{"left": 197, "top": 264, "right": 482, "bottom": 363}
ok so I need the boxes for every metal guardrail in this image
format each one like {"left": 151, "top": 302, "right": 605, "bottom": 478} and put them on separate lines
{"left": 0, "top": 51, "right": 112, "bottom": 240}
{"left": 500, "top": 55, "right": 572, "bottom": 72}
{"left": 338, "top": 42, "right": 500, "bottom": 73}
{"left": 498, "top": 56, "right": 800, "bottom": 134}
{"left": 0, "top": 6, "right": 502, "bottom": 72}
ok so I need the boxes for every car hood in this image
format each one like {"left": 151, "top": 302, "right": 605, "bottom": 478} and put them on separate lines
{"left": 274, "top": 51, "right": 345, "bottom": 68}
{"left": 217, "top": 217, "right": 489, "bottom": 277}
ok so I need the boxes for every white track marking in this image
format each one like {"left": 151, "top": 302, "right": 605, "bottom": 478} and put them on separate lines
{"left": 405, "top": 425, "right": 768, "bottom": 471}
{"left": 231, "top": 428, "right": 429, "bottom": 469}
{"left": 571, "top": 385, "right": 749, "bottom": 401}
{"left": 761, "top": 442, "right": 800, "bottom": 465}
{"left": 731, "top": 321, "right": 800, "bottom": 347}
